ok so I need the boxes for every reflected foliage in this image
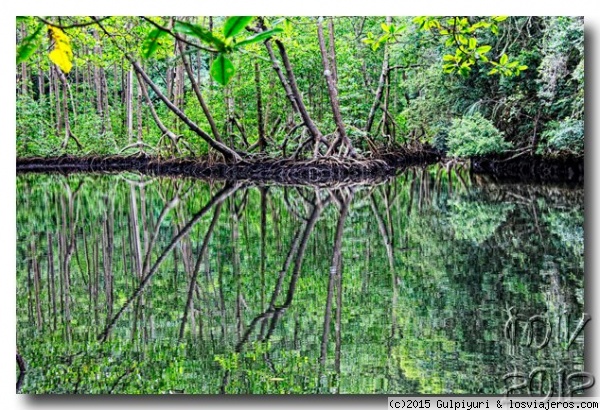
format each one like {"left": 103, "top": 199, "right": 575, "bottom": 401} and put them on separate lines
{"left": 16, "top": 168, "right": 584, "bottom": 394}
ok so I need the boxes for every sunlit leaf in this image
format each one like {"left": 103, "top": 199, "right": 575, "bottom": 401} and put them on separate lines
{"left": 48, "top": 26, "right": 73, "bottom": 73}
{"left": 468, "top": 37, "right": 477, "bottom": 49}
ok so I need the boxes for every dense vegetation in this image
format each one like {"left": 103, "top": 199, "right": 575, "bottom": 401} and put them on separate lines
{"left": 16, "top": 16, "right": 584, "bottom": 161}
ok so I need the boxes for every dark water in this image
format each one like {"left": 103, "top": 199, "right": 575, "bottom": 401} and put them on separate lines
{"left": 16, "top": 165, "right": 585, "bottom": 394}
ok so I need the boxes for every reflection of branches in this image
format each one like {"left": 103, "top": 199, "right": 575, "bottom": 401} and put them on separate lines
{"left": 59, "top": 178, "right": 85, "bottom": 343}
{"left": 98, "top": 182, "right": 241, "bottom": 342}
{"left": 179, "top": 200, "right": 223, "bottom": 340}
{"left": 140, "top": 185, "right": 182, "bottom": 275}
{"left": 320, "top": 189, "right": 354, "bottom": 372}
{"left": 235, "top": 192, "right": 331, "bottom": 352}
{"left": 107, "top": 366, "right": 135, "bottom": 394}
{"left": 16, "top": 352, "right": 26, "bottom": 393}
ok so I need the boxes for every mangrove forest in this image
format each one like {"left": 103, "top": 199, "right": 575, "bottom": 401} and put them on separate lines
{"left": 16, "top": 16, "right": 586, "bottom": 395}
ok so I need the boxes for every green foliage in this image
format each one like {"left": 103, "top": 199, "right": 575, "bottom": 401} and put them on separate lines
{"left": 141, "top": 28, "right": 169, "bottom": 58}
{"left": 173, "top": 21, "right": 226, "bottom": 51}
{"left": 223, "top": 16, "right": 254, "bottom": 38}
{"left": 362, "top": 21, "right": 405, "bottom": 51}
{"left": 540, "top": 118, "right": 584, "bottom": 155}
{"left": 14, "top": 16, "right": 584, "bottom": 158}
{"left": 210, "top": 54, "right": 235, "bottom": 86}
{"left": 16, "top": 95, "right": 58, "bottom": 156}
{"left": 16, "top": 22, "right": 44, "bottom": 63}
{"left": 446, "top": 113, "right": 512, "bottom": 157}
{"left": 412, "top": 16, "right": 525, "bottom": 77}
{"left": 170, "top": 17, "right": 281, "bottom": 86}
{"left": 448, "top": 200, "right": 514, "bottom": 244}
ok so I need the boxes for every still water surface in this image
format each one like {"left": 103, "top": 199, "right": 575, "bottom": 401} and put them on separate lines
{"left": 16, "top": 165, "right": 584, "bottom": 394}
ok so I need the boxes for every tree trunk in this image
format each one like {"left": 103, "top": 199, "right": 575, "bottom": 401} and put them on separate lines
{"left": 134, "top": 70, "right": 179, "bottom": 145}
{"left": 327, "top": 18, "right": 338, "bottom": 84}
{"left": 136, "top": 73, "right": 143, "bottom": 143}
{"left": 126, "top": 67, "right": 134, "bottom": 143}
{"left": 263, "top": 40, "right": 300, "bottom": 115}
{"left": 93, "top": 29, "right": 103, "bottom": 117}
{"left": 131, "top": 59, "right": 241, "bottom": 161}
{"left": 93, "top": 16, "right": 242, "bottom": 161}
{"left": 37, "top": 64, "right": 44, "bottom": 103}
{"left": 365, "top": 16, "right": 392, "bottom": 135}
{"left": 255, "top": 62, "right": 266, "bottom": 152}
{"left": 55, "top": 67, "right": 82, "bottom": 150}
{"left": 52, "top": 66, "right": 62, "bottom": 136}
{"left": 176, "top": 40, "right": 222, "bottom": 142}
{"left": 273, "top": 39, "right": 324, "bottom": 150}
{"left": 317, "top": 17, "right": 355, "bottom": 157}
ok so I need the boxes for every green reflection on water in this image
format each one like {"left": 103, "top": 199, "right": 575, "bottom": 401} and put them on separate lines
{"left": 16, "top": 165, "right": 584, "bottom": 394}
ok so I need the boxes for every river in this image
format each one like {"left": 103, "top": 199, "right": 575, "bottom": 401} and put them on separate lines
{"left": 16, "top": 164, "right": 585, "bottom": 394}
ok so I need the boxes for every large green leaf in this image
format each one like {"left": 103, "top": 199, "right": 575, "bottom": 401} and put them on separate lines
{"left": 141, "top": 28, "right": 169, "bottom": 59}
{"left": 235, "top": 27, "right": 283, "bottom": 48}
{"left": 223, "top": 17, "right": 253, "bottom": 39}
{"left": 173, "top": 21, "right": 225, "bottom": 51}
{"left": 210, "top": 54, "right": 235, "bottom": 86}
{"left": 16, "top": 23, "right": 44, "bottom": 64}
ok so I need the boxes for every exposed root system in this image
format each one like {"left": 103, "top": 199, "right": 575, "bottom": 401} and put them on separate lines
{"left": 16, "top": 152, "right": 438, "bottom": 187}
{"left": 16, "top": 151, "right": 582, "bottom": 186}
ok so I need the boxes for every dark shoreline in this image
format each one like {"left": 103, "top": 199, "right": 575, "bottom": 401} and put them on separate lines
{"left": 16, "top": 153, "right": 584, "bottom": 186}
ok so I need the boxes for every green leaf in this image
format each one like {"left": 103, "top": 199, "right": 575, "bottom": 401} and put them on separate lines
{"left": 381, "top": 23, "right": 390, "bottom": 33}
{"left": 235, "top": 28, "right": 283, "bottom": 48}
{"left": 223, "top": 16, "right": 253, "bottom": 38}
{"left": 141, "top": 28, "right": 169, "bottom": 59}
{"left": 443, "top": 54, "right": 455, "bottom": 62}
{"left": 491, "top": 25, "right": 499, "bottom": 35}
{"left": 500, "top": 54, "right": 508, "bottom": 65}
{"left": 173, "top": 21, "right": 225, "bottom": 51}
{"left": 493, "top": 16, "right": 508, "bottom": 22}
{"left": 210, "top": 54, "right": 235, "bottom": 86}
{"left": 443, "top": 63, "right": 456, "bottom": 73}
{"left": 518, "top": 65, "right": 528, "bottom": 71}
{"left": 468, "top": 37, "right": 477, "bottom": 49}
{"left": 488, "top": 68, "right": 499, "bottom": 75}
{"left": 476, "top": 45, "right": 492, "bottom": 54}
{"left": 16, "top": 23, "right": 44, "bottom": 64}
